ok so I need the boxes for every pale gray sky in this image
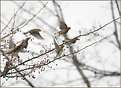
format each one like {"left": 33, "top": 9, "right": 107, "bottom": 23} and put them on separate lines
{"left": 1, "top": 1, "right": 120, "bottom": 87}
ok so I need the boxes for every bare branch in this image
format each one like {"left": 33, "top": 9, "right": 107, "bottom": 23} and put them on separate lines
{"left": 2, "top": 2, "right": 26, "bottom": 33}
{"left": 111, "top": 1, "right": 120, "bottom": 49}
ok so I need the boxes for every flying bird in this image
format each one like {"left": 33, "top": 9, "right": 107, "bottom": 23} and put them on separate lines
{"left": 24, "top": 29, "right": 44, "bottom": 40}
{"left": 59, "top": 21, "right": 71, "bottom": 35}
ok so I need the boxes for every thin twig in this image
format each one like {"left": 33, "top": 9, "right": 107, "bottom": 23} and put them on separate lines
{"left": 0, "top": 50, "right": 35, "bottom": 88}
{"left": 1, "top": 2, "right": 48, "bottom": 40}
{"left": 78, "top": 17, "right": 121, "bottom": 37}
{"left": 115, "top": 0, "right": 121, "bottom": 16}
{"left": 13, "top": 1, "right": 56, "bottom": 31}
{"left": 2, "top": 2, "right": 26, "bottom": 33}
{"left": 111, "top": 1, "right": 120, "bottom": 49}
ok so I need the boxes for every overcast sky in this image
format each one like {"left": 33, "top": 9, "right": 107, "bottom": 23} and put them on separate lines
{"left": 1, "top": 1, "right": 120, "bottom": 87}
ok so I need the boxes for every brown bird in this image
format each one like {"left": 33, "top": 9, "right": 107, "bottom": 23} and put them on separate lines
{"left": 54, "top": 39, "right": 64, "bottom": 59}
{"left": 19, "top": 37, "right": 30, "bottom": 49}
{"left": 69, "top": 37, "right": 79, "bottom": 44}
{"left": 6, "top": 38, "right": 30, "bottom": 54}
{"left": 24, "top": 29, "right": 44, "bottom": 40}
{"left": 63, "top": 37, "right": 79, "bottom": 44}
{"left": 60, "top": 21, "right": 68, "bottom": 29}
{"left": 59, "top": 21, "right": 71, "bottom": 35}
{"left": 2, "top": 62, "right": 11, "bottom": 78}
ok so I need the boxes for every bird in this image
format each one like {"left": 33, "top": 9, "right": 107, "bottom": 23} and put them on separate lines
{"left": 63, "top": 37, "right": 79, "bottom": 44}
{"left": 19, "top": 37, "right": 30, "bottom": 49}
{"left": 2, "top": 62, "right": 11, "bottom": 78}
{"left": 6, "top": 38, "right": 30, "bottom": 54}
{"left": 24, "top": 29, "right": 44, "bottom": 40}
{"left": 60, "top": 21, "right": 68, "bottom": 29}
{"left": 9, "top": 36, "right": 15, "bottom": 49}
{"left": 59, "top": 21, "right": 71, "bottom": 35}
{"left": 54, "top": 39, "right": 64, "bottom": 59}
{"left": 69, "top": 37, "right": 79, "bottom": 44}
{"left": 6, "top": 46, "right": 18, "bottom": 54}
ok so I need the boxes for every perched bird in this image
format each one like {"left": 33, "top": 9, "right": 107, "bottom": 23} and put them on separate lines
{"left": 59, "top": 21, "right": 71, "bottom": 35}
{"left": 6, "top": 46, "right": 18, "bottom": 54}
{"left": 2, "top": 62, "right": 11, "bottom": 78}
{"left": 56, "top": 45, "right": 64, "bottom": 57}
{"left": 6, "top": 38, "right": 30, "bottom": 54}
{"left": 69, "top": 37, "right": 79, "bottom": 44}
{"left": 54, "top": 39, "right": 64, "bottom": 59}
{"left": 63, "top": 37, "right": 79, "bottom": 44}
{"left": 24, "top": 29, "right": 44, "bottom": 40}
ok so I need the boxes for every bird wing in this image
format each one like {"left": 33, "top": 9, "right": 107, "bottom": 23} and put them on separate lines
{"left": 6, "top": 47, "right": 17, "bottom": 54}
{"left": 54, "top": 39, "right": 59, "bottom": 50}
{"left": 9, "top": 36, "right": 15, "bottom": 49}
{"left": 31, "top": 32, "right": 44, "bottom": 40}
{"left": 60, "top": 21, "right": 67, "bottom": 30}
{"left": 56, "top": 45, "right": 63, "bottom": 56}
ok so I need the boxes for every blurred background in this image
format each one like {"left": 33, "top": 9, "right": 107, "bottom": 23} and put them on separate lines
{"left": 1, "top": 1, "right": 120, "bottom": 87}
